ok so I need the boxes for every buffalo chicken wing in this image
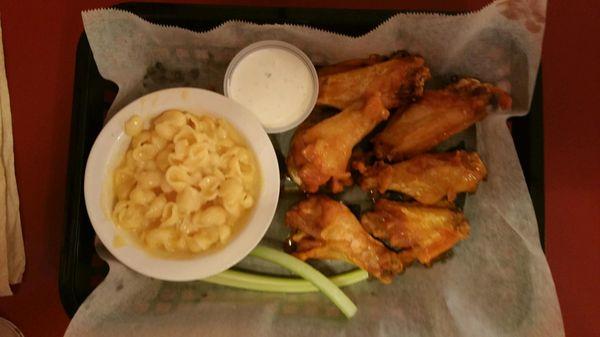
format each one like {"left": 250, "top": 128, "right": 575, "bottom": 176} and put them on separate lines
{"left": 355, "top": 151, "right": 487, "bottom": 204}
{"left": 287, "top": 94, "right": 390, "bottom": 193}
{"left": 373, "top": 78, "right": 511, "bottom": 161}
{"left": 317, "top": 53, "right": 431, "bottom": 109}
{"left": 361, "top": 199, "right": 470, "bottom": 265}
{"left": 286, "top": 195, "right": 407, "bottom": 283}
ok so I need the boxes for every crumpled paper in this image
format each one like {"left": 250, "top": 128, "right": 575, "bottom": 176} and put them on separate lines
{"left": 66, "top": 1, "right": 564, "bottom": 336}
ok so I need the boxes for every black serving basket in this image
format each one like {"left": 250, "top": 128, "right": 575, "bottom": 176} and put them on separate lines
{"left": 60, "top": 2, "right": 544, "bottom": 317}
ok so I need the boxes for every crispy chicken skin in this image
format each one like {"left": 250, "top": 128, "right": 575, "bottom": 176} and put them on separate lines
{"left": 286, "top": 195, "right": 407, "bottom": 283}
{"left": 361, "top": 199, "right": 470, "bottom": 265}
{"left": 287, "top": 94, "right": 390, "bottom": 193}
{"left": 355, "top": 151, "right": 487, "bottom": 204}
{"left": 317, "top": 53, "right": 431, "bottom": 109}
{"left": 317, "top": 54, "right": 389, "bottom": 77}
{"left": 373, "top": 78, "right": 512, "bottom": 161}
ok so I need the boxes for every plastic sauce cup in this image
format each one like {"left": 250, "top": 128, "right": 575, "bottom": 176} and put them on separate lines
{"left": 224, "top": 40, "right": 318, "bottom": 134}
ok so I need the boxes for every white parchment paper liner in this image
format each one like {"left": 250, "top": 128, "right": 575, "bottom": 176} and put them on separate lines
{"left": 66, "top": 1, "right": 564, "bottom": 336}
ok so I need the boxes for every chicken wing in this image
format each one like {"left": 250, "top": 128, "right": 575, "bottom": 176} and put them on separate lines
{"left": 287, "top": 94, "right": 389, "bottom": 193}
{"left": 286, "top": 195, "right": 407, "bottom": 283}
{"left": 355, "top": 151, "right": 487, "bottom": 204}
{"left": 317, "top": 52, "right": 431, "bottom": 109}
{"left": 373, "top": 78, "right": 512, "bottom": 161}
{"left": 361, "top": 199, "right": 470, "bottom": 265}
{"left": 317, "top": 54, "right": 388, "bottom": 77}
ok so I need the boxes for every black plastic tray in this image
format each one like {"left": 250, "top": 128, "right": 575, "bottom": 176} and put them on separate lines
{"left": 60, "top": 2, "right": 544, "bottom": 317}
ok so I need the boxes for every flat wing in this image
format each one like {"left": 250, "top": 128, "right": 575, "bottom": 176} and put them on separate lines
{"left": 286, "top": 195, "right": 407, "bottom": 283}
{"left": 317, "top": 53, "right": 430, "bottom": 109}
{"left": 287, "top": 94, "right": 389, "bottom": 193}
{"left": 373, "top": 78, "right": 512, "bottom": 161}
{"left": 361, "top": 199, "right": 470, "bottom": 265}
{"left": 317, "top": 54, "right": 388, "bottom": 77}
{"left": 356, "top": 151, "right": 487, "bottom": 204}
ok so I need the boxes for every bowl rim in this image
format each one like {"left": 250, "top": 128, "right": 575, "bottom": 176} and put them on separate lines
{"left": 223, "top": 40, "right": 318, "bottom": 134}
{"left": 84, "top": 87, "right": 280, "bottom": 281}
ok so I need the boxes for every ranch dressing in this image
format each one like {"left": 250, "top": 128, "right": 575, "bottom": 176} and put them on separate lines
{"left": 226, "top": 44, "right": 317, "bottom": 132}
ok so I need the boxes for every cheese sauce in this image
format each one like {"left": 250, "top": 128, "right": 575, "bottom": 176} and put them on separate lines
{"left": 228, "top": 47, "right": 316, "bottom": 132}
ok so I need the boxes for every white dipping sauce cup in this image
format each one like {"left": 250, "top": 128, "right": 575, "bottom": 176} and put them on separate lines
{"left": 224, "top": 40, "right": 318, "bottom": 134}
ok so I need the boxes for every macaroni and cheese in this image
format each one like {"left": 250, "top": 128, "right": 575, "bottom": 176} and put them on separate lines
{"left": 112, "top": 109, "right": 260, "bottom": 256}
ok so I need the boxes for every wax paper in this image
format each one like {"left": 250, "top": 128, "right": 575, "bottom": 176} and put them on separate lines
{"left": 66, "top": 1, "right": 564, "bottom": 336}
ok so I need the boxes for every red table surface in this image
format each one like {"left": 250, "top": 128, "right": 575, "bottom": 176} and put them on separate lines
{"left": 0, "top": 0, "right": 597, "bottom": 336}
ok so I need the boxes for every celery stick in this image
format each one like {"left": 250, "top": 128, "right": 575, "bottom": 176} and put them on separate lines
{"left": 249, "top": 245, "right": 359, "bottom": 318}
{"left": 203, "top": 268, "right": 368, "bottom": 293}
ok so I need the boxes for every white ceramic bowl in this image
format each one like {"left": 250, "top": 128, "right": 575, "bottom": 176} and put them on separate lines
{"left": 84, "top": 88, "right": 280, "bottom": 281}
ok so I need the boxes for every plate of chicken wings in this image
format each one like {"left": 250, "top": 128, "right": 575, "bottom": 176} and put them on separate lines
{"left": 281, "top": 51, "right": 511, "bottom": 284}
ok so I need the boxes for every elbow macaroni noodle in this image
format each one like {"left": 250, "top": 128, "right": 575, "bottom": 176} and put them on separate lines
{"left": 113, "top": 110, "right": 260, "bottom": 256}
